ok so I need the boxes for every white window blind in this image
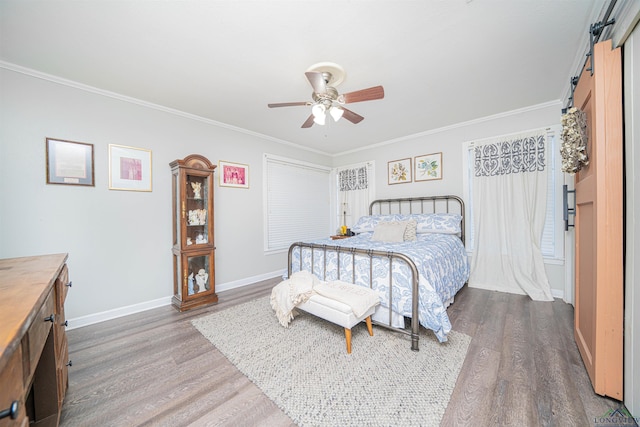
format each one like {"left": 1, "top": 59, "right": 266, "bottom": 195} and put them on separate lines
{"left": 264, "top": 154, "right": 331, "bottom": 252}
{"left": 463, "top": 126, "right": 563, "bottom": 260}
{"left": 540, "top": 132, "right": 557, "bottom": 257}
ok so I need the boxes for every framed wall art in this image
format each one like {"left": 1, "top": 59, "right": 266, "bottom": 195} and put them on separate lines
{"left": 219, "top": 160, "right": 249, "bottom": 189}
{"left": 414, "top": 152, "right": 443, "bottom": 181}
{"left": 387, "top": 158, "right": 412, "bottom": 185}
{"left": 46, "top": 138, "right": 95, "bottom": 186}
{"left": 108, "top": 144, "right": 152, "bottom": 191}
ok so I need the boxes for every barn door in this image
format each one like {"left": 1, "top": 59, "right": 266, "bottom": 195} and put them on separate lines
{"left": 573, "top": 39, "right": 623, "bottom": 400}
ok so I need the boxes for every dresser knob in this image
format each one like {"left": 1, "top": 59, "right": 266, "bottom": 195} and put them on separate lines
{"left": 67, "top": 360, "right": 73, "bottom": 367}
{"left": 44, "top": 314, "right": 55, "bottom": 323}
{"left": 0, "top": 400, "right": 19, "bottom": 420}
{"left": 66, "top": 281, "right": 73, "bottom": 287}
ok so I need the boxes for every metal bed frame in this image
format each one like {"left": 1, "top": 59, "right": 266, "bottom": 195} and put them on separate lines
{"left": 287, "top": 195, "right": 465, "bottom": 351}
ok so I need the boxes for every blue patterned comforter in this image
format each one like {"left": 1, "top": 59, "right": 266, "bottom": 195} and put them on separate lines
{"left": 288, "top": 232, "right": 469, "bottom": 342}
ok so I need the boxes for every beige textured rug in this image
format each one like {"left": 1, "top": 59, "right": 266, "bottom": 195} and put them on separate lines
{"left": 192, "top": 296, "right": 470, "bottom": 427}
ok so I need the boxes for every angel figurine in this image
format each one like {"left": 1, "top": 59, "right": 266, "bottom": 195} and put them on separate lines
{"left": 197, "top": 209, "right": 207, "bottom": 225}
{"left": 195, "top": 268, "right": 208, "bottom": 292}
{"left": 190, "top": 181, "right": 202, "bottom": 200}
{"left": 188, "top": 272, "right": 195, "bottom": 295}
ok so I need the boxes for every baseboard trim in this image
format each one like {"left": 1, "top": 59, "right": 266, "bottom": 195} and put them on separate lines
{"left": 67, "top": 296, "right": 173, "bottom": 331}
{"left": 215, "top": 270, "right": 284, "bottom": 293}
{"left": 67, "top": 270, "right": 284, "bottom": 330}
{"left": 70, "top": 271, "right": 558, "bottom": 329}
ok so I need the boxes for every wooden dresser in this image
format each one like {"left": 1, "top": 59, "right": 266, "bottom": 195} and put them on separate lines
{"left": 0, "top": 254, "right": 71, "bottom": 426}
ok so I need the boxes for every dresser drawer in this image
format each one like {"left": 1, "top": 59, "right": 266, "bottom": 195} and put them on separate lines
{"left": 0, "top": 347, "right": 26, "bottom": 427}
{"left": 56, "top": 334, "right": 69, "bottom": 408}
{"left": 24, "top": 291, "right": 54, "bottom": 382}
{"left": 55, "top": 264, "right": 70, "bottom": 310}
{"left": 54, "top": 316, "right": 67, "bottom": 362}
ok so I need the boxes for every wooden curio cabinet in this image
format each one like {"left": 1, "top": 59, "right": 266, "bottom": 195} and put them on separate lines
{"left": 170, "top": 154, "right": 218, "bottom": 311}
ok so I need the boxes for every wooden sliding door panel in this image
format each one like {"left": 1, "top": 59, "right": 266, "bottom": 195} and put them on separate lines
{"left": 575, "top": 200, "right": 595, "bottom": 367}
{"left": 572, "top": 39, "right": 623, "bottom": 400}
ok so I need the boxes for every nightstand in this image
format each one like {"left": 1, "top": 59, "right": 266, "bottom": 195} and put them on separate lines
{"left": 330, "top": 235, "right": 352, "bottom": 240}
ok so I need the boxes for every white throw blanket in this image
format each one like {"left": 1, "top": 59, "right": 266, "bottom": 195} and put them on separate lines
{"left": 313, "top": 280, "right": 380, "bottom": 318}
{"left": 271, "top": 272, "right": 381, "bottom": 327}
{"left": 270, "top": 271, "right": 318, "bottom": 327}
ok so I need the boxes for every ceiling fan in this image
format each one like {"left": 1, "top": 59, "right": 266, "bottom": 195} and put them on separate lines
{"left": 267, "top": 63, "right": 384, "bottom": 128}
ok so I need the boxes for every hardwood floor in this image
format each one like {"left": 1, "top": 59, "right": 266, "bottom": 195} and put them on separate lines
{"left": 60, "top": 281, "right": 627, "bottom": 426}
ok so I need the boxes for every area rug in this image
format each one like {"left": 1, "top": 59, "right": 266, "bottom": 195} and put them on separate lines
{"left": 192, "top": 296, "right": 471, "bottom": 427}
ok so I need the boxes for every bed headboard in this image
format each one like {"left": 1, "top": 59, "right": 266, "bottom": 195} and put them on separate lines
{"left": 369, "top": 195, "right": 465, "bottom": 245}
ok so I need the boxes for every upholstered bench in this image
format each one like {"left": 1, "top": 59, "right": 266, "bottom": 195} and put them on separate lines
{"left": 296, "top": 283, "right": 380, "bottom": 354}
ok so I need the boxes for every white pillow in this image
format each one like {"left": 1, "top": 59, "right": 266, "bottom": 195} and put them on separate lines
{"left": 352, "top": 214, "right": 404, "bottom": 233}
{"left": 372, "top": 221, "right": 408, "bottom": 243}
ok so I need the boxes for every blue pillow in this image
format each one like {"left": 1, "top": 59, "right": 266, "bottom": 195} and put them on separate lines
{"left": 408, "top": 213, "right": 462, "bottom": 234}
{"left": 351, "top": 214, "right": 405, "bottom": 233}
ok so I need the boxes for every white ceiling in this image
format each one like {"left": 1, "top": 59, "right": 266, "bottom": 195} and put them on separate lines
{"left": 0, "top": 1, "right": 605, "bottom": 155}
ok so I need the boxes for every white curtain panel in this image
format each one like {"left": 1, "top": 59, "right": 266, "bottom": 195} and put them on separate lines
{"left": 338, "top": 162, "right": 374, "bottom": 228}
{"left": 469, "top": 130, "right": 553, "bottom": 301}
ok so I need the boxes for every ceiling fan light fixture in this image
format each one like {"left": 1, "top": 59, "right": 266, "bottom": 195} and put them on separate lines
{"left": 329, "top": 106, "right": 344, "bottom": 122}
{"left": 267, "top": 63, "right": 384, "bottom": 128}
{"left": 311, "top": 103, "right": 326, "bottom": 118}
{"left": 313, "top": 113, "right": 326, "bottom": 126}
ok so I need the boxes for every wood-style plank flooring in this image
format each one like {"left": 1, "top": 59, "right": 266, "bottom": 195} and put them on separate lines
{"left": 60, "top": 281, "right": 627, "bottom": 426}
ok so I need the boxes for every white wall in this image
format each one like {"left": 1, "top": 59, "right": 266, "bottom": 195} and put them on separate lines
{"left": 0, "top": 68, "right": 331, "bottom": 321}
{"left": 333, "top": 102, "right": 567, "bottom": 296}
{"left": 624, "top": 21, "right": 640, "bottom": 419}
{"left": 0, "top": 66, "right": 572, "bottom": 323}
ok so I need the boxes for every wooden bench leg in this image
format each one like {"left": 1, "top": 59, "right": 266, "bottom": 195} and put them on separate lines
{"left": 365, "top": 316, "right": 373, "bottom": 336}
{"left": 344, "top": 328, "right": 352, "bottom": 354}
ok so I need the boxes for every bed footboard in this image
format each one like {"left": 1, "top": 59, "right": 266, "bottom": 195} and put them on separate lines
{"left": 287, "top": 242, "right": 421, "bottom": 351}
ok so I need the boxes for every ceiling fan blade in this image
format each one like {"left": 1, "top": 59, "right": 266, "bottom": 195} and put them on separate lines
{"left": 301, "top": 115, "right": 315, "bottom": 128}
{"left": 305, "top": 71, "right": 327, "bottom": 94}
{"left": 341, "top": 85, "right": 384, "bottom": 104}
{"left": 341, "top": 107, "right": 364, "bottom": 124}
{"left": 268, "top": 101, "right": 309, "bottom": 108}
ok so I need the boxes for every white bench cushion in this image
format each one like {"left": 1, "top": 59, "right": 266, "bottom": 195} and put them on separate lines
{"left": 297, "top": 294, "right": 377, "bottom": 330}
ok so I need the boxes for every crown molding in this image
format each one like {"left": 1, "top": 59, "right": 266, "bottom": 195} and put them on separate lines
{"left": 609, "top": 0, "right": 640, "bottom": 47}
{"left": 333, "top": 100, "right": 562, "bottom": 157}
{"left": 0, "top": 60, "right": 332, "bottom": 157}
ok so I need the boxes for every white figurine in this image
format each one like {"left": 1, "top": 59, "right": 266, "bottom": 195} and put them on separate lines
{"left": 197, "top": 209, "right": 207, "bottom": 225}
{"left": 195, "top": 232, "right": 207, "bottom": 244}
{"left": 187, "top": 209, "right": 207, "bottom": 225}
{"left": 188, "top": 272, "right": 195, "bottom": 295}
{"left": 195, "top": 268, "right": 208, "bottom": 292}
{"left": 190, "top": 181, "right": 202, "bottom": 200}
{"left": 186, "top": 237, "right": 192, "bottom": 245}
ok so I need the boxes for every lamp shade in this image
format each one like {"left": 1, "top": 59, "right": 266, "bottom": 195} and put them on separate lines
{"left": 313, "top": 113, "right": 326, "bottom": 125}
{"left": 329, "top": 106, "right": 344, "bottom": 122}
{"left": 311, "top": 103, "right": 327, "bottom": 125}
{"left": 311, "top": 103, "right": 326, "bottom": 118}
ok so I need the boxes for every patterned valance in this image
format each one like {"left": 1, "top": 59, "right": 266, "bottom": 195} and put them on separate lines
{"left": 474, "top": 133, "right": 546, "bottom": 177}
{"left": 339, "top": 166, "right": 368, "bottom": 191}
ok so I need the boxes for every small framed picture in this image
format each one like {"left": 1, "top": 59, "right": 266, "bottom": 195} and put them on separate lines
{"left": 108, "top": 144, "right": 152, "bottom": 191}
{"left": 414, "top": 152, "right": 443, "bottom": 181}
{"left": 46, "top": 138, "right": 95, "bottom": 186}
{"left": 387, "top": 158, "right": 412, "bottom": 185}
{"left": 219, "top": 160, "right": 249, "bottom": 189}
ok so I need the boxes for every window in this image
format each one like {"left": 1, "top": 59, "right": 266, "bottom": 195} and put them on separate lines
{"left": 335, "top": 161, "right": 375, "bottom": 230}
{"left": 263, "top": 154, "right": 332, "bottom": 252}
{"left": 462, "top": 126, "right": 564, "bottom": 261}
